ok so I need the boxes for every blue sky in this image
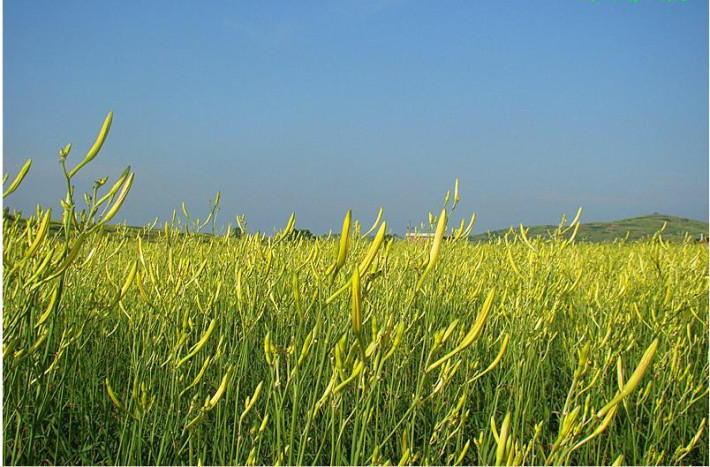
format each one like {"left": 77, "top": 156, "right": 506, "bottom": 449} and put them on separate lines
{"left": 4, "top": 0, "right": 708, "bottom": 235}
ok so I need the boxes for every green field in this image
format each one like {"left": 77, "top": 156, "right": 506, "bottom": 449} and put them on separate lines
{"left": 3, "top": 120, "right": 709, "bottom": 465}
{"left": 4, "top": 211, "right": 709, "bottom": 465}
{"left": 470, "top": 214, "right": 709, "bottom": 243}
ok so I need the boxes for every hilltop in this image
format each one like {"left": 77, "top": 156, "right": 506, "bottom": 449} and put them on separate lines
{"left": 468, "top": 214, "right": 709, "bottom": 243}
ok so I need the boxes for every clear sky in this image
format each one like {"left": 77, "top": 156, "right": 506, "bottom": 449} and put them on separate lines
{"left": 4, "top": 0, "right": 708, "bottom": 235}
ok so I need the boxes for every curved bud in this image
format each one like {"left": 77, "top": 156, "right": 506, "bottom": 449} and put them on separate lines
{"left": 68, "top": 111, "right": 113, "bottom": 178}
{"left": 99, "top": 172, "right": 134, "bottom": 225}
{"left": 4, "top": 158, "right": 32, "bottom": 198}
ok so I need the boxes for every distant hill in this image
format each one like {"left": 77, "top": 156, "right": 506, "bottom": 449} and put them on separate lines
{"left": 469, "top": 214, "right": 709, "bottom": 243}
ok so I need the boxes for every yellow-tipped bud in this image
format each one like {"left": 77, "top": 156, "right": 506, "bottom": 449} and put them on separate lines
{"left": 4, "top": 158, "right": 32, "bottom": 198}
{"left": 496, "top": 412, "right": 511, "bottom": 466}
{"left": 598, "top": 338, "right": 659, "bottom": 418}
{"left": 336, "top": 210, "right": 352, "bottom": 270}
{"left": 68, "top": 111, "right": 113, "bottom": 178}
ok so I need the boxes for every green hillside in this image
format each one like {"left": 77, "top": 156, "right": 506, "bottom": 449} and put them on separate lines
{"left": 469, "top": 214, "right": 709, "bottom": 243}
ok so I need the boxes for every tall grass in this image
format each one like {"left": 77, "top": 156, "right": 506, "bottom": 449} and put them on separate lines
{"left": 3, "top": 114, "right": 708, "bottom": 465}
